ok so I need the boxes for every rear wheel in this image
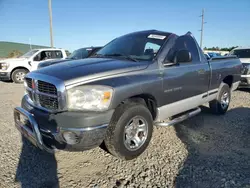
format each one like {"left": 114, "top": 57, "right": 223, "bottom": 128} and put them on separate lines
{"left": 104, "top": 100, "right": 153, "bottom": 160}
{"left": 209, "top": 83, "right": 231, "bottom": 115}
{"left": 12, "top": 69, "right": 28, "bottom": 84}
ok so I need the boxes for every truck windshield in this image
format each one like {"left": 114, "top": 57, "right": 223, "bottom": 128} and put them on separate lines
{"left": 66, "top": 48, "right": 89, "bottom": 60}
{"left": 95, "top": 33, "right": 169, "bottom": 61}
{"left": 20, "top": 50, "right": 39, "bottom": 58}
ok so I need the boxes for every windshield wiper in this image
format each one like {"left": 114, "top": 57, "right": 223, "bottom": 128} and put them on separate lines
{"left": 104, "top": 53, "right": 138, "bottom": 62}
{"left": 91, "top": 54, "right": 107, "bottom": 58}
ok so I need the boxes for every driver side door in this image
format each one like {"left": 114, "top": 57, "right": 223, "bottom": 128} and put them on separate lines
{"left": 159, "top": 34, "right": 210, "bottom": 118}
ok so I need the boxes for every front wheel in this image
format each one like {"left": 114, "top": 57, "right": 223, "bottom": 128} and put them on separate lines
{"left": 104, "top": 100, "right": 153, "bottom": 160}
{"left": 11, "top": 69, "right": 28, "bottom": 84}
{"left": 209, "top": 83, "right": 231, "bottom": 115}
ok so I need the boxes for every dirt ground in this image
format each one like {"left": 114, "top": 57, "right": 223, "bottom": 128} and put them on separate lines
{"left": 0, "top": 81, "right": 249, "bottom": 188}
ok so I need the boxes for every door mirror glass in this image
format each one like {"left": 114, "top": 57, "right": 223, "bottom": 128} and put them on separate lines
{"left": 175, "top": 49, "right": 192, "bottom": 63}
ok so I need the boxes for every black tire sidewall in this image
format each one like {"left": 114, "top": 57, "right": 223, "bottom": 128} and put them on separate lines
{"left": 12, "top": 69, "right": 28, "bottom": 83}
{"left": 108, "top": 104, "right": 153, "bottom": 160}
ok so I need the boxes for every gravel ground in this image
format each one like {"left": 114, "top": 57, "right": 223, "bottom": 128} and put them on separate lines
{"left": 0, "top": 81, "right": 249, "bottom": 188}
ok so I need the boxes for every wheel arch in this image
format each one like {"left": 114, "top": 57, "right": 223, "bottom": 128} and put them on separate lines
{"left": 121, "top": 93, "right": 158, "bottom": 121}
{"left": 222, "top": 75, "right": 233, "bottom": 88}
{"left": 10, "top": 67, "right": 30, "bottom": 81}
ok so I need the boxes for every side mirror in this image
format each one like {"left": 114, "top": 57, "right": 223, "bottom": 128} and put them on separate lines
{"left": 175, "top": 49, "right": 192, "bottom": 63}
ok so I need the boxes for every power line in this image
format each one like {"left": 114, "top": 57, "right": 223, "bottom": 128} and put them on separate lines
{"left": 48, "top": 0, "right": 54, "bottom": 48}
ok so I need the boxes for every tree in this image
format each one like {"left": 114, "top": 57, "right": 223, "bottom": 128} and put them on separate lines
{"left": 206, "top": 46, "right": 239, "bottom": 52}
{"left": 203, "top": 47, "right": 207, "bottom": 50}
{"left": 7, "top": 50, "right": 23, "bottom": 58}
{"left": 65, "top": 50, "right": 71, "bottom": 56}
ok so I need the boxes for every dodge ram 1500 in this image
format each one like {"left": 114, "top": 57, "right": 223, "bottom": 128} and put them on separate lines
{"left": 14, "top": 30, "right": 242, "bottom": 160}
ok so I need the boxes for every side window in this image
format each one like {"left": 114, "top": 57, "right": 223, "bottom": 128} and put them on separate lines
{"left": 165, "top": 36, "right": 186, "bottom": 63}
{"left": 33, "top": 51, "right": 50, "bottom": 61}
{"left": 45, "top": 51, "right": 52, "bottom": 59}
{"left": 51, "top": 50, "right": 63, "bottom": 59}
{"left": 184, "top": 36, "right": 200, "bottom": 62}
{"left": 166, "top": 35, "right": 200, "bottom": 63}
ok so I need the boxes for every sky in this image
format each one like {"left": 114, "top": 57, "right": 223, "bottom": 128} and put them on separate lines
{"left": 0, "top": 0, "right": 249, "bottom": 52}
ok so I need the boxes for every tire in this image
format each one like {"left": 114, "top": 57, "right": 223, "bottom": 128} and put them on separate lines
{"left": 104, "top": 100, "right": 153, "bottom": 160}
{"left": 209, "top": 83, "right": 231, "bottom": 115}
{"left": 11, "top": 69, "right": 28, "bottom": 84}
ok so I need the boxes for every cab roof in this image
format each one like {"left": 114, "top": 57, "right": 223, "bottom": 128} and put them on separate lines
{"left": 121, "top": 29, "right": 175, "bottom": 38}
{"left": 32, "top": 48, "right": 65, "bottom": 51}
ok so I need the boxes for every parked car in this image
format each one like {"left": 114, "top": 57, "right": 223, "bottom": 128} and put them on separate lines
{"left": 0, "top": 48, "right": 67, "bottom": 83}
{"left": 37, "top": 46, "right": 102, "bottom": 69}
{"left": 229, "top": 47, "right": 250, "bottom": 88}
{"left": 14, "top": 30, "right": 241, "bottom": 160}
{"left": 204, "top": 52, "right": 222, "bottom": 60}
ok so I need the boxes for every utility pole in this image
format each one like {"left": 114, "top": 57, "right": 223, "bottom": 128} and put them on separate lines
{"left": 199, "top": 8, "right": 205, "bottom": 49}
{"left": 29, "top": 38, "right": 32, "bottom": 50}
{"left": 48, "top": 0, "right": 54, "bottom": 47}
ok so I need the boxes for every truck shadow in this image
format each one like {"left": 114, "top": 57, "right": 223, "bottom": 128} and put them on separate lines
{"left": 237, "top": 88, "right": 250, "bottom": 93}
{"left": 15, "top": 136, "right": 59, "bottom": 188}
{"left": 174, "top": 106, "right": 250, "bottom": 188}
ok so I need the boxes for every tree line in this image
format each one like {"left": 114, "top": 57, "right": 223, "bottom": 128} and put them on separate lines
{"left": 203, "top": 46, "right": 238, "bottom": 51}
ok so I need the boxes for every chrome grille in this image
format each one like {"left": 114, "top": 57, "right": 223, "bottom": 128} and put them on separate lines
{"left": 25, "top": 78, "right": 33, "bottom": 88}
{"left": 27, "top": 90, "right": 33, "bottom": 101}
{"left": 38, "top": 80, "right": 57, "bottom": 95}
{"left": 38, "top": 95, "right": 58, "bottom": 109}
{"left": 25, "top": 78, "right": 59, "bottom": 111}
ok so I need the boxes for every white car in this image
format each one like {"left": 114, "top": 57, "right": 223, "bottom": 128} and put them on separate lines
{"left": 0, "top": 48, "right": 67, "bottom": 83}
{"left": 229, "top": 47, "right": 250, "bottom": 88}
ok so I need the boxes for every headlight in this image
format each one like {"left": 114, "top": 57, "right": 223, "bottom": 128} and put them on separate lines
{"left": 67, "top": 85, "right": 113, "bottom": 111}
{"left": 0, "top": 62, "right": 9, "bottom": 70}
{"left": 242, "top": 63, "right": 250, "bottom": 75}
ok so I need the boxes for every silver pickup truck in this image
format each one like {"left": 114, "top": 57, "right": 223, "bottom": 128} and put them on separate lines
{"left": 14, "top": 30, "right": 242, "bottom": 160}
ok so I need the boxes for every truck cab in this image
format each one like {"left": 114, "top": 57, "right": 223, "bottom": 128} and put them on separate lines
{"left": 0, "top": 48, "right": 67, "bottom": 83}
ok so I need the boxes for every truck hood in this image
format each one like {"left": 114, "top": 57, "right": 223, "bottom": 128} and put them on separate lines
{"left": 240, "top": 58, "right": 250, "bottom": 64}
{"left": 0, "top": 57, "right": 28, "bottom": 63}
{"left": 38, "top": 59, "right": 70, "bottom": 68}
{"left": 35, "top": 58, "right": 149, "bottom": 85}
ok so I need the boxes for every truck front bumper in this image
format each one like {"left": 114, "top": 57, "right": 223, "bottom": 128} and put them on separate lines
{"left": 239, "top": 75, "right": 250, "bottom": 88}
{"left": 0, "top": 71, "right": 11, "bottom": 81}
{"left": 14, "top": 96, "right": 114, "bottom": 153}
